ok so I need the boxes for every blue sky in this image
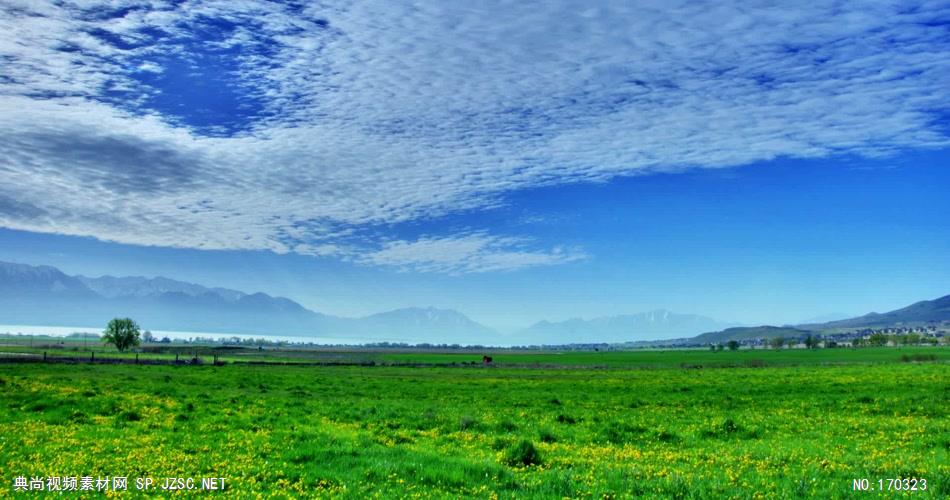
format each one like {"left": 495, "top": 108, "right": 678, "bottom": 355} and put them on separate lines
{"left": 1, "top": 1, "right": 948, "bottom": 332}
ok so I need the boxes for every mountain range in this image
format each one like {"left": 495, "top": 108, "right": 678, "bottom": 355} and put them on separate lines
{"left": 0, "top": 261, "right": 496, "bottom": 344}
{"left": 693, "top": 295, "right": 950, "bottom": 343}
{"left": 518, "top": 310, "right": 738, "bottom": 344}
{"left": 1, "top": 261, "right": 946, "bottom": 345}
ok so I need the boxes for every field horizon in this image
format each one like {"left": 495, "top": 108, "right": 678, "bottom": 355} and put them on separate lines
{"left": 1, "top": 346, "right": 947, "bottom": 497}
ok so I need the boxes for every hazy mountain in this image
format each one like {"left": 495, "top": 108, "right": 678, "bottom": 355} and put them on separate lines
{"left": 518, "top": 309, "right": 737, "bottom": 344}
{"left": 0, "top": 261, "right": 498, "bottom": 344}
{"left": 800, "top": 294, "right": 950, "bottom": 329}
{"left": 693, "top": 294, "right": 950, "bottom": 343}
{"left": 0, "top": 262, "right": 96, "bottom": 298}
{"left": 356, "top": 307, "right": 499, "bottom": 344}
{"left": 77, "top": 275, "right": 247, "bottom": 301}
{"left": 692, "top": 326, "right": 813, "bottom": 344}
{"left": 791, "top": 312, "right": 854, "bottom": 325}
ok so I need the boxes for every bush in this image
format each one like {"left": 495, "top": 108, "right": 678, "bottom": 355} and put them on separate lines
{"left": 538, "top": 428, "right": 557, "bottom": 443}
{"left": 505, "top": 439, "right": 542, "bottom": 467}
{"left": 459, "top": 414, "right": 479, "bottom": 431}
{"left": 119, "top": 410, "right": 142, "bottom": 422}
{"left": 555, "top": 414, "right": 576, "bottom": 424}
{"left": 491, "top": 437, "right": 511, "bottom": 451}
{"left": 701, "top": 417, "right": 758, "bottom": 439}
{"left": 652, "top": 429, "right": 678, "bottom": 442}
{"left": 596, "top": 422, "right": 647, "bottom": 444}
{"left": 495, "top": 419, "right": 518, "bottom": 433}
{"left": 901, "top": 353, "right": 937, "bottom": 362}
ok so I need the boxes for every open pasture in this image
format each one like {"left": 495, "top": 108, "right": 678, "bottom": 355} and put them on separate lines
{"left": 0, "top": 354, "right": 947, "bottom": 498}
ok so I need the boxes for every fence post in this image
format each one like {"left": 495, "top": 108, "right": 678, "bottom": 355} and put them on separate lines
{"left": 91, "top": 351, "right": 94, "bottom": 362}
{"left": 175, "top": 353, "right": 179, "bottom": 363}
{"left": 43, "top": 351, "right": 47, "bottom": 362}
{"left": 135, "top": 353, "right": 139, "bottom": 364}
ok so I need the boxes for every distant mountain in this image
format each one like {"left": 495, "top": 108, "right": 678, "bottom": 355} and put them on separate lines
{"left": 800, "top": 295, "right": 950, "bottom": 330}
{"left": 77, "top": 275, "right": 247, "bottom": 302}
{"left": 791, "top": 312, "right": 854, "bottom": 325}
{"left": 0, "top": 262, "right": 97, "bottom": 298}
{"left": 692, "top": 326, "right": 813, "bottom": 344}
{"left": 692, "top": 294, "right": 950, "bottom": 343}
{"left": 357, "top": 307, "right": 499, "bottom": 344}
{"left": 518, "top": 309, "right": 737, "bottom": 344}
{"left": 0, "top": 261, "right": 498, "bottom": 344}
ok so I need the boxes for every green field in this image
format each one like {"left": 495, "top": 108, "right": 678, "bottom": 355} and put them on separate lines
{"left": 0, "top": 350, "right": 947, "bottom": 498}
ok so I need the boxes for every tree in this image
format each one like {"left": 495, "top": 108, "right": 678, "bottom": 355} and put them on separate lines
{"left": 867, "top": 333, "right": 888, "bottom": 347}
{"left": 726, "top": 340, "right": 740, "bottom": 351}
{"left": 804, "top": 333, "right": 821, "bottom": 349}
{"left": 769, "top": 336, "right": 785, "bottom": 350}
{"left": 142, "top": 330, "right": 155, "bottom": 343}
{"left": 102, "top": 318, "right": 141, "bottom": 352}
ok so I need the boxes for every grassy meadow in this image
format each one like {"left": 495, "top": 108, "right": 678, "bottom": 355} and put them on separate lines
{"left": 0, "top": 349, "right": 947, "bottom": 498}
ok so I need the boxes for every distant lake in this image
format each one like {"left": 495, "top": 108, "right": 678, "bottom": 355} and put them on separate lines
{"left": 0, "top": 324, "right": 415, "bottom": 346}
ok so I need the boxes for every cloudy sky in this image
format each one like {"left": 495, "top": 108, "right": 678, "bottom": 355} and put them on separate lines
{"left": 1, "top": 0, "right": 948, "bottom": 331}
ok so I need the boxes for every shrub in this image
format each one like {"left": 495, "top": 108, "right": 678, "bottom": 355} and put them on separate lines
{"left": 555, "top": 414, "right": 576, "bottom": 424}
{"left": 459, "top": 414, "right": 479, "bottom": 431}
{"left": 496, "top": 419, "right": 518, "bottom": 433}
{"left": 652, "top": 429, "right": 678, "bottom": 442}
{"left": 505, "top": 439, "right": 542, "bottom": 467}
{"left": 538, "top": 428, "right": 558, "bottom": 443}
{"left": 901, "top": 353, "right": 937, "bottom": 362}
{"left": 700, "top": 417, "right": 760, "bottom": 440}
{"left": 719, "top": 417, "right": 739, "bottom": 434}
{"left": 491, "top": 437, "right": 511, "bottom": 451}
{"left": 119, "top": 410, "right": 141, "bottom": 422}
{"left": 596, "top": 422, "right": 647, "bottom": 444}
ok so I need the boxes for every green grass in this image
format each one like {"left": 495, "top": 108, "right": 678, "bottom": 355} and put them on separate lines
{"left": 4, "top": 338, "right": 947, "bottom": 369}
{"left": 373, "top": 346, "right": 950, "bottom": 367}
{"left": 0, "top": 352, "right": 947, "bottom": 497}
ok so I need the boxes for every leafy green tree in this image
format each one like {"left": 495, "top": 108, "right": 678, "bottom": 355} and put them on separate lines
{"left": 102, "top": 318, "right": 141, "bottom": 352}
{"left": 769, "top": 336, "right": 785, "bottom": 350}
{"left": 726, "top": 340, "right": 740, "bottom": 351}
{"left": 867, "top": 333, "right": 888, "bottom": 347}
{"left": 804, "top": 333, "right": 821, "bottom": 349}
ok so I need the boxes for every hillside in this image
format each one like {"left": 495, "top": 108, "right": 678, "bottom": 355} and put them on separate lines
{"left": 518, "top": 310, "right": 736, "bottom": 344}
{"left": 0, "top": 261, "right": 499, "bottom": 344}
{"left": 800, "top": 295, "right": 950, "bottom": 330}
{"left": 692, "top": 326, "right": 814, "bottom": 344}
{"left": 692, "top": 294, "right": 950, "bottom": 343}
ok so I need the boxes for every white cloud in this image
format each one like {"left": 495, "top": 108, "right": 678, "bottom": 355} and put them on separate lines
{"left": 0, "top": 1, "right": 948, "bottom": 272}
{"left": 359, "top": 233, "right": 586, "bottom": 275}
